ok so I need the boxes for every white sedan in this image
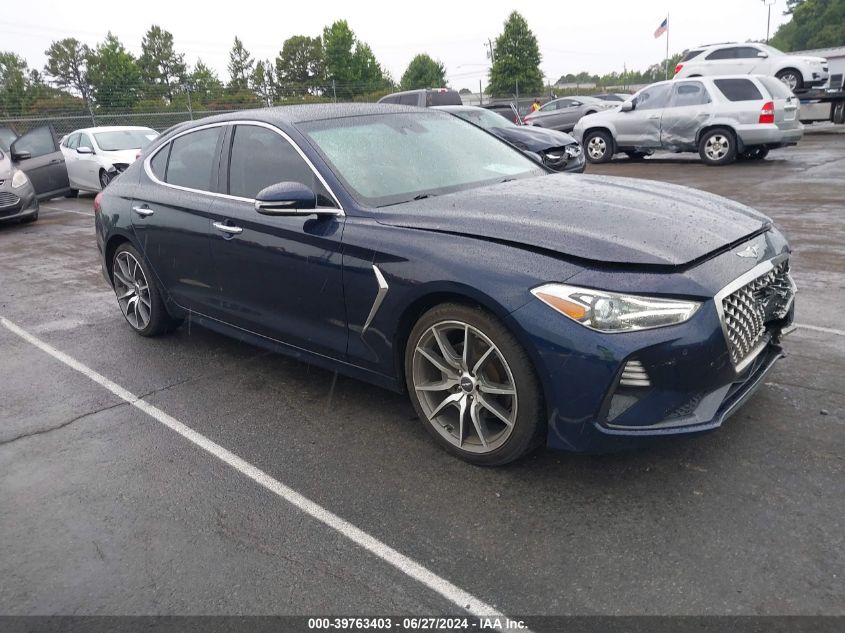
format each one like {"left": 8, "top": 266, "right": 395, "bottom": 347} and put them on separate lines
{"left": 60, "top": 126, "right": 158, "bottom": 193}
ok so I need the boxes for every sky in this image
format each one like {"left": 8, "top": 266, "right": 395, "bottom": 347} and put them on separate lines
{"left": 1, "top": 0, "right": 790, "bottom": 90}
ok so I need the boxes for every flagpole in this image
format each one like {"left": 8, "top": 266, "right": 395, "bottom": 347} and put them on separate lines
{"left": 665, "top": 12, "right": 670, "bottom": 80}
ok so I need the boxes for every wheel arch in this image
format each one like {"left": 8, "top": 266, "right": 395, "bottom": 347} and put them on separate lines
{"left": 696, "top": 123, "right": 740, "bottom": 148}
{"left": 582, "top": 126, "right": 617, "bottom": 154}
{"left": 103, "top": 231, "right": 137, "bottom": 283}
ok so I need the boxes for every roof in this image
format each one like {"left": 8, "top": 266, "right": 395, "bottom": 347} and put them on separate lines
{"left": 70, "top": 125, "right": 157, "bottom": 134}
{"left": 185, "top": 103, "right": 426, "bottom": 127}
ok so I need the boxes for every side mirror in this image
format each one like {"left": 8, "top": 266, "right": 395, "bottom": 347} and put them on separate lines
{"left": 9, "top": 141, "right": 30, "bottom": 161}
{"left": 620, "top": 101, "right": 634, "bottom": 112}
{"left": 255, "top": 181, "right": 328, "bottom": 216}
{"left": 757, "top": 51, "right": 768, "bottom": 58}
{"left": 77, "top": 146, "right": 94, "bottom": 155}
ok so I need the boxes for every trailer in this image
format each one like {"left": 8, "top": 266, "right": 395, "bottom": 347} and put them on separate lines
{"left": 796, "top": 87, "right": 845, "bottom": 125}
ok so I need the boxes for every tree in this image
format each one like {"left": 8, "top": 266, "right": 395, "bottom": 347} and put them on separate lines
{"left": 251, "top": 59, "right": 275, "bottom": 106}
{"left": 227, "top": 37, "right": 254, "bottom": 90}
{"left": 86, "top": 33, "right": 143, "bottom": 111}
{"left": 0, "top": 52, "right": 31, "bottom": 116}
{"left": 487, "top": 11, "right": 544, "bottom": 98}
{"left": 187, "top": 59, "right": 224, "bottom": 107}
{"left": 771, "top": 0, "right": 845, "bottom": 51}
{"left": 44, "top": 38, "right": 95, "bottom": 119}
{"left": 139, "top": 25, "right": 187, "bottom": 103}
{"left": 275, "top": 35, "right": 324, "bottom": 97}
{"left": 351, "top": 42, "right": 389, "bottom": 92}
{"left": 400, "top": 54, "right": 446, "bottom": 90}
{"left": 322, "top": 20, "right": 356, "bottom": 97}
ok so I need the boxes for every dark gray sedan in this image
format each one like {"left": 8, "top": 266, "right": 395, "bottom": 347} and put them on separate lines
{"left": 523, "top": 96, "right": 617, "bottom": 132}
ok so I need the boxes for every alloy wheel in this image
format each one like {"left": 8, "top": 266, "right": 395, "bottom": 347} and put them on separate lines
{"left": 704, "top": 135, "right": 730, "bottom": 161}
{"left": 779, "top": 73, "right": 799, "bottom": 91}
{"left": 113, "top": 251, "right": 152, "bottom": 330}
{"left": 587, "top": 136, "right": 607, "bottom": 160}
{"left": 412, "top": 320, "right": 518, "bottom": 454}
{"left": 100, "top": 171, "right": 112, "bottom": 189}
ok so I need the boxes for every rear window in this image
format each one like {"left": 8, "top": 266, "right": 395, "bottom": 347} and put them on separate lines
{"left": 427, "top": 90, "right": 462, "bottom": 106}
{"left": 681, "top": 49, "right": 704, "bottom": 62}
{"left": 165, "top": 127, "right": 221, "bottom": 191}
{"left": 759, "top": 76, "right": 794, "bottom": 99}
{"left": 714, "top": 78, "right": 764, "bottom": 102}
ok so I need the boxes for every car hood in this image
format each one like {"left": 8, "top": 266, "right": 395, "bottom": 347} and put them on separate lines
{"left": 374, "top": 174, "right": 770, "bottom": 267}
{"left": 492, "top": 126, "right": 577, "bottom": 151}
{"left": 99, "top": 149, "right": 140, "bottom": 164}
{"left": 791, "top": 55, "right": 828, "bottom": 64}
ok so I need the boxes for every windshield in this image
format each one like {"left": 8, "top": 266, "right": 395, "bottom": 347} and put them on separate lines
{"left": 758, "top": 44, "right": 784, "bottom": 56}
{"left": 452, "top": 108, "right": 516, "bottom": 130}
{"left": 301, "top": 112, "right": 543, "bottom": 208}
{"left": 94, "top": 129, "right": 158, "bottom": 151}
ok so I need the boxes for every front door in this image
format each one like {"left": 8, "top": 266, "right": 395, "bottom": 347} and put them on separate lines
{"left": 10, "top": 125, "right": 69, "bottom": 198}
{"left": 206, "top": 123, "right": 348, "bottom": 360}
{"left": 131, "top": 125, "right": 223, "bottom": 312}
{"left": 615, "top": 83, "right": 672, "bottom": 148}
{"left": 660, "top": 80, "right": 713, "bottom": 150}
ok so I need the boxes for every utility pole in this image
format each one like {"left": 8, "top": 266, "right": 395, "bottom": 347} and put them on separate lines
{"left": 486, "top": 39, "right": 495, "bottom": 64}
{"left": 332, "top": 79, "right": 337, "bottom": 103}
{"left": 763, "top": 0, "right": 776, "bottom": 44}
{"left": 479, "top": 79, "right": 483, "bottom": 105}
{"left": 183, "top": 83, "right": 194, "bottom": 120}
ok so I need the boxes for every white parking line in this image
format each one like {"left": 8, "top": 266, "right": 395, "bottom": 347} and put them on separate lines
{"left": 796, "top": 323, "right": 845, "bottom": 337}
{"left": 0, "top": 316, "right": 508, "bottom": 621}
{"left": 41, "top": 205, "right": 94, "bottom": 217}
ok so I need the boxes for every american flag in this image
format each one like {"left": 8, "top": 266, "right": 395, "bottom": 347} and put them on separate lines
{"left": 654, "top": 17, "right": 668, "bottom": 39}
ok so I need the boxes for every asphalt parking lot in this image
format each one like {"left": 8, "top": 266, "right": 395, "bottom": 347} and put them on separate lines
{"left": 0, "top": 125, "right": 843, "bottom": 624}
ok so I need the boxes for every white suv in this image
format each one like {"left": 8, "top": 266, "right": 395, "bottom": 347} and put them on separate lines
{"left": 674, "top": 43, "right": 828, "bottom": 91}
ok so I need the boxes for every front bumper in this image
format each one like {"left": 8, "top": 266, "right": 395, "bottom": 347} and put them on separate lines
{"left": 507, "top": 267, "right": 794, "bottom": 453}
{"left": 0, "top": 187, "right": 38, "bottom": 224}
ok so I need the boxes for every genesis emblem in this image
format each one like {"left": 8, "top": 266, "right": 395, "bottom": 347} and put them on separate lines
{"left": 736, "top": 245, "right": 759, "bottom": 259}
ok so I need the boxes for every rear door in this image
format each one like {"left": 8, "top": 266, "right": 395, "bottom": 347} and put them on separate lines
{"left": 131, "top": 125, "right": 223, "bottom": 311}
{"left": 615, "top": 83, "right": 672, "bottom": 148}
{"left": 660, "top": 80, "right": 713, "bottom": 149}
{"left": 9, "top": 125, "right": 70, "bottom": 199}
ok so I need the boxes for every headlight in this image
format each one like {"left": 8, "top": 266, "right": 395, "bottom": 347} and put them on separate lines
{"left": 532, "top": 283, "right": 700, "bottom": 332}
{"left": 564, "top": 144, "right": 582, "bottom": 158}
{"left": 11, "top": 169, "right": 29, "bottom": 189}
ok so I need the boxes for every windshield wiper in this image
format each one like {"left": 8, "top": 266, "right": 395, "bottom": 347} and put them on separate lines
{"left": 413, "top": 193, "right": 434, "bottom": 201}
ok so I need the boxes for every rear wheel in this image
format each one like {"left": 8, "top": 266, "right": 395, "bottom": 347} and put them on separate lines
{"left": 99, "top": 169, "right": 112, "bottom": 190}
{"left": 584, "top": 130, "right": 614, "bottom": 163}
{"left": 111, "top": 243, "right": 182, "bottom": 337}
{"left": 698, "top": 128, "right": 737, "bottom": 166}
{"left": 405, "top": 303, "right": 544, "bottom": 466}
{"left": 66, "top": 189, "right": 78, "bottom": 198}
{"left": 625, "top": 150, "right": 650, "bottom": 161}
{"left": 740, "top": 147, "right": 769, "bottom": 161}
{"left": 776, "top": 68, "right": 803, "bottom": 92}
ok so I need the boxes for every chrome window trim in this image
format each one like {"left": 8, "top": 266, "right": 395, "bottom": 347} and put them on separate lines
{"left": 714, "top": 253, "right": 794, "bottom": 374}
{"left": 143, "top": 119, "right": 345, "bottom": 215}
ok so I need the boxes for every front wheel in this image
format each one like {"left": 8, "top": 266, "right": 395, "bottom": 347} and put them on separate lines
{"left": 698, "top": 128, "right": 737, "bottom": 166}
{"left": 583, "top": 130, "right": 614, "bottom": 163}
{"left": 405, "top": 303, "right": 544, "bottom": 466}
{"left": 99, "top": 170, "right": 112, "bottom": 190}
{"left": 112, "top": 243, "right": 182, "bottom": 336}
{"left": 625, "top": 150, "right": 651, "bottom": 161}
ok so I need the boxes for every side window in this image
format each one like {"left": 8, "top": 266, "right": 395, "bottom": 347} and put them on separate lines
{"left": 540, "top": 100, "right": 558, "bottom": 111}
{"left": 735, "top": 47, "right": 763, "bottom": 59}
{"left": 635, "top": 84, "right": 673, "bottom": 110}
{"left": 714, "top": 79, "right": 764, "bottom": 102}
{"left": 78, "top": 134, "right": 93, "bottom": 150}
{"left": 12, "top": 126, "right": 57, "bottom": 158}
{"left": 398, "top": 94, "right": 420, "bottom": 106}
{"left": 668, "top": 82, "right": 711, "bottom": 108}
{"left": 381, "top": 95, "right": 400, "bottom": 104}
{"left": 166, "top": 127, "right": 221, "bottom": 191}
{"left": 705, "top": 47, "right": 737, "bottom": 60}
{"left": 228, "top": 124, "right": 335, "bottom": 207}
{"left": 149, "top": 144, "right": 169, "bottom": 181}
{"left": 66, "top": 134, "right": 79, "bottom": 150}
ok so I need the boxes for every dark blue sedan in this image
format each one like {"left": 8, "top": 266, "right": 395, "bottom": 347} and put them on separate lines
{"left": 95, "top": 104, "right": 796, "bottom": 465}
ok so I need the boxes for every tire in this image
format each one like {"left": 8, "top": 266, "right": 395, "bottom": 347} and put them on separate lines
{"left": 833, "top": 102, "right": 845, "bottom": 125}
{"left": 740, "top": 147, "right": 769, "bottom": 161}
{"left": 625, "top": 151, "right": 650, "bottom": 161}
{"left": 111, "top": 243, "right": 182, "bottom": 337}
{"left": 404, "top": 303, "right": 544, "bottom": 466}
{"left": 583, "top": 129, "right": 614, "bottom": 163}
{"left": 99, "top": 169, "right": 112, "bottom": 190}
{"left": 66, "top": 189, "right": 79, "bottom": 198}
{"left": 698, "top": 128, "right": 737, "bottom": 166}
{"left": 776, "top": 68, "right": 803, "bottom": 92}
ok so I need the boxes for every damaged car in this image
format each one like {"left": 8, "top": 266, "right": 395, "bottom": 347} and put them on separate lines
{"left": 95, "top": 104, "right": 796, "bottom": 465}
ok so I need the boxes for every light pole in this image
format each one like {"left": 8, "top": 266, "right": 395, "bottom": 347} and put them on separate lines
{"left": 763, "top": 0, "right": 776, "bottom": 44}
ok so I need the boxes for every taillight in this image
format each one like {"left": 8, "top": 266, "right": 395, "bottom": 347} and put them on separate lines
{"left": 93, "top": 192, "right": 103, "bottom": 214}
{"left": 759, "top": 101, "right": 775, "bottom": 124}
{"left": 674, "top": 63, "right": 683, "bottom": 75}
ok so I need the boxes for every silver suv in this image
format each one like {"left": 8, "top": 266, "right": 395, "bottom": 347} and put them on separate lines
{"left": 573, "top": 75, "right": 803, "bottom": 166}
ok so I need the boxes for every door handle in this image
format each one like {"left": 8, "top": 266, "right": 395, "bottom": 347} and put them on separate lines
{"left": 132, "top": 206, "right": 154, "bottom": 217}
{"left": 213, "top": 221, "right": 243, "bottom": 235}
{"left": 49, "top": 159, "right": 62, "bottom": 165}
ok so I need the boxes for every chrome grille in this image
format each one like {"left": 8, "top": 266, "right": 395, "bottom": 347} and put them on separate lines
{"left": 720, "top": 260, "right": 794, "bottom": 368}
{"left": 0, "top": 191, "right": 21, "bottom": 208}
